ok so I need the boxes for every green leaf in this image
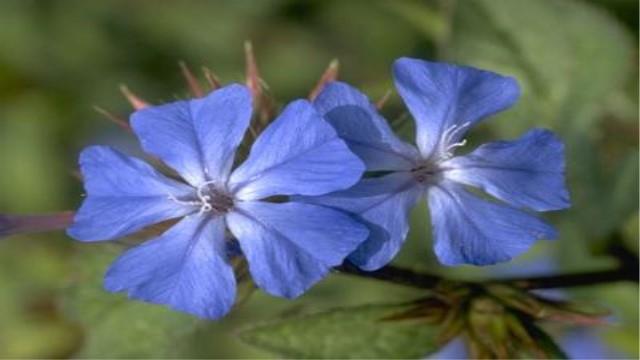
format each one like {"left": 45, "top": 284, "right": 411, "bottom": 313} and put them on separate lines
{"left": 238, "top": 303, "right": 442, "bottom": 359}
{"left": 448, "top": 0, "right": 634, "bottom": 137}
{"left": 607, "top": 151, "right": 639, "bottom": 232}
{"left": 384, "top": 1, "right": 446, "bottom": 42}
{"left": 62, "top": 243, "right": 200, "bottom": 358}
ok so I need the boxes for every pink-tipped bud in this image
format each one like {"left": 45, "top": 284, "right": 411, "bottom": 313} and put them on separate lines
{"left": 202, "top": 67, "right": 222, "bottom": 90}
{"left": 244, "top": 41, "right": 262, "bottom": 101}
{"left": 120, "top": 85, "right": 150, "bottom": 110}
{"left": 93, "top": 106, "right": 131, "bottom": 132}
{"left": 179, "top": 61, "right": 205, "bottom": 98}
{"left": 0, "top": 212, "right": 74, "bottom": 239}
{"left": 309, "top": 59, "right": 339, "bottom": 100}
{"left": 376, "top": 89, "right": 392, "bottom": 109}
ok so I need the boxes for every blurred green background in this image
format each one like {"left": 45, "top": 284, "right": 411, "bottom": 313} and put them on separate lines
{"left": 0, "top": 0, "right": 637, "bottom": 358}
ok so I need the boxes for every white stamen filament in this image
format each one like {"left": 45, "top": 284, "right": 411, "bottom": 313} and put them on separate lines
{"left": 196, "top": 180, "right": 219, "bottom": 214}
{"left": 167, "top": 194, "right": 201, "bottom": 207}
{"left": 439, "top": 122, "right": 470, "bottom": 159}
{"left": 442, "top": 121, "right": 471, "bottom": 145}
{"left": 168, "top": 180, "right": 229, "bottom": 215}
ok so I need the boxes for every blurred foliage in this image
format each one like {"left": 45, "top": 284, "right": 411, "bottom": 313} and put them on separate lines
{"left": 239, "top": 303, "right": 440, "bottom": 358}
{"left": 0, "top": 0, "right": 637, "bottom": 358}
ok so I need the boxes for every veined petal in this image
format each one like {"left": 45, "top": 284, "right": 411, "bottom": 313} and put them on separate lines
{"left": 104, "top": 215, "right": 236, "bottom": 320}
{"left": 67, "top": 146, "right": 194, "bottom": 242}
{"left": 427, "top": 181, "right": 556, "bottom": 266}
{"left": 131, "top": 84, "right": 252, "bottom": 186}
{"left": 314, "top": 81, "right": 419, "bottom": 171}
{"left": 392, "top": 58, "right": 520, "bottom": 158}
{"left": 443, "top": 129, "right": 570, "bottom": 211}
{"left": 300, "top": 172, "right": 421, "bottom": 271}
{"left": 229, "top": 99, "right": 365, "bottom": 200}
{"left": 226, "top": 201, "right": 368, "bottom": 298}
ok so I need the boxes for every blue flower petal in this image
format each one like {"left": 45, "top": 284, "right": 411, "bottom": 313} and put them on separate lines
{"left": 299, "top": 172, "right": 421, "bottom": 271}
{"left": 67, "top": 146, "right": 194, "bottom": 241}
{"left": 131, "top": 84, "right": 252, "bottom": 186}
{"left": 428, "top": 181, "right": 557, "bottom": 266}
{"left": 314, "top": 81, "right": 419, "bottom": 171}
{"left": 427, "top": 337, "right": 467, "bottom": 359}
{"left": 104, "top": 215, "right": 236, "bottom": 320}
{"left": 392, "top": 58, "right": 520, "bottom": 158}
{"left": 443, "top": 129, "right": 570, "bottom": 211}
{"left": 561, "top": 329, "right": 626, "bottom": 359}
{"left": 226, "top": 201, "right": 368, "bottom": 298}
{"left": 229, "top": 99, "right": 365, "bottom": 200}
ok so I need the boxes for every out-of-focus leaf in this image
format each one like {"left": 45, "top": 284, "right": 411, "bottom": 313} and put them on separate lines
{"left": 62, "top": 244, "right": 199, "bottom": 358}
{"left": 0, "top": 94, "right": 66, "bottom": 211}
{"left": 608, "top": 151, "right": 639, "bottom": 232}
{"left": 448, "top": 0, "right": 633, "bottom": 137}
{"left": 0, "top": 237, "right": 82, "bottom": 358}
{"left": 238, "top": 303, "right": 441, "bottom": 359}
{"left": 621, "top": 213, "right": 639, "bottom": 255}
{"left": 384, "top": 1, "right": 446, "bottom": 42}
{"left": 598, "top": 283, "right": 640, "bottom": 357}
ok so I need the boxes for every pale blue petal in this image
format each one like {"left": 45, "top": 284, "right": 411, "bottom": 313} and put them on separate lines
{"left": 314, "top": 81, "right": 419, "bottom": 171}
{"left": 427, "top": 337, "right": 467, "bottom": 359}
{"left": 104, "top": 215, "right": 236, "bottom": 320}
{"left": 427, "top": 181, "right": 557, "bottom": 266}
{"left": 393, "top": 58, "right": 520, "bottom": 158}
{"left": 229, "top": 99, "right": 365, "bottom": 200}
{"left": 67, "top": 146, "right": 194, "bottom": 241}
{"left": 299, "top": 172, "right": 421, "bottom": 271}
{"left": 443, "top": 129, "right": 569, "bottom": 211}
{"left": 226, "top": 201, "right": 368, "bottom": 298}
{"left": 561, "top": 329, "right": 627, "bottom": 359}
{"left": 131, "top": 84, "right": 252, "bottom": 186}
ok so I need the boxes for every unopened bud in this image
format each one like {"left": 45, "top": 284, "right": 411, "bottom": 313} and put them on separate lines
{"left": 308, "top": 59, "right": 339, "bottom": 100}
{"left": 120, "top": 85, "right": 150, "bottom": 110}
{"left": 202, "top": 67, "right": 222, "bottom": 90}
{"left": 93, "top": 106, "right": 131, "bottom": 132}
{"left": 179, "top": 61, "right": 205, "bottom": 98}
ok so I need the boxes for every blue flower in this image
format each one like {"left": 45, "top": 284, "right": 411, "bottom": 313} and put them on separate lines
{"left": 302, "top": 58, "right": 570, "bottom": 269}
{"left": 67, "top": 84, "right": 368, "bottom": 319}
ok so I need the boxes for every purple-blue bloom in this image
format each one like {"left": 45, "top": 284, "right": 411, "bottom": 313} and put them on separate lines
{"left": 67, "top": 84, "right": 368, "bottom": 319}
{"left": 302, "top": 58, "right": 570, "bottom": 269}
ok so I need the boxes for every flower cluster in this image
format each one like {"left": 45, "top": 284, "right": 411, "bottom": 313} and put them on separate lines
{"left": 68, "top": 57, "right": 569, "bottom": 319}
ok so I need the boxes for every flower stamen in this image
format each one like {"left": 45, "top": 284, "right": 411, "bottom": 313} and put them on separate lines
{"left": 439, "top": 122, "right": 470, "bottom": 159}
{"left": 167, "top": 180, "right": 234, "bottom": 215}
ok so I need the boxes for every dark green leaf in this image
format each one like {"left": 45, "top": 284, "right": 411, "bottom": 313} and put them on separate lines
{"left": 239, "top": 303, "right": 442, "bottom": 359}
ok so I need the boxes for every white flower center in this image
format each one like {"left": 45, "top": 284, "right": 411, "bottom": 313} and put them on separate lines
{"left": 412, "top": 122, "right": 470, "bottom": 184}
{"left": 168, "top": 181, "right": 234, "bottom": 215}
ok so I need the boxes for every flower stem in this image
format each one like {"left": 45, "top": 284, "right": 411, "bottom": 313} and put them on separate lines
{"left": 335, "top": 245, "right": 638, "bottom": 290}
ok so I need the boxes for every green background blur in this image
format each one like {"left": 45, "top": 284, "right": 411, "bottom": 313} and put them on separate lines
{"left": 0, "top": 0, "right": 637, "bottom": 358}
